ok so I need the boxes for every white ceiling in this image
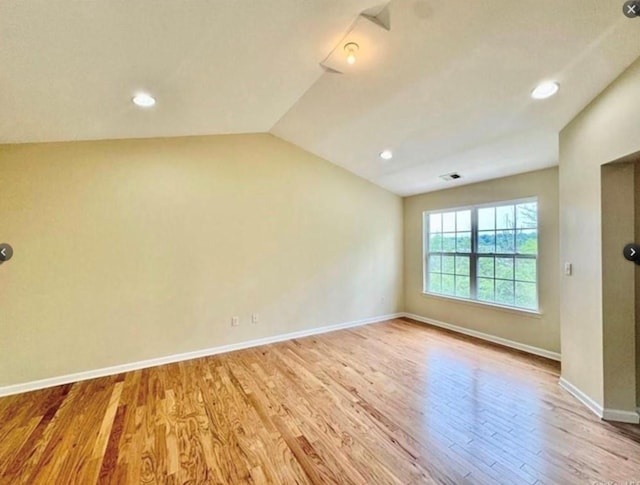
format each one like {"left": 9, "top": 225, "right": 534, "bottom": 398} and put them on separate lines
{"left": 2, "top": 1, "right": 639, "bottom": 196}
{"left": 273, "top": 1, "right": 640, "bottom": 195}
{"left": 0, "top": 0, "right": 371, "bottom": 143}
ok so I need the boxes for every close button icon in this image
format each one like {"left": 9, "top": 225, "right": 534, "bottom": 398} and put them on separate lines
{"left": 0, "top": 243, "right": 13, "bottom": 263}
{"left": 623, "top": 243, "right": 640, "bottom": 264}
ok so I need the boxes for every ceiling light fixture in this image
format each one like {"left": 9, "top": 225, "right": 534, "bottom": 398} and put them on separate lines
{"left": 344, "top": 42, "right": 359, "bottom": 65}
{"left": 379, "top": 150, "right": 393, "bottom": 160}
{"left": 132, "top": 93, "right": 156, "bottom": 107}
{"left": 531, "top": 81, "right": 559, "bottom": 100}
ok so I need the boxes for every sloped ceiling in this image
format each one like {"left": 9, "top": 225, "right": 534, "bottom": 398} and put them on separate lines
{"left": 2, "top": 0, "right": 639, "bottom": 196}
{"left": 0, "top": 0, "right": 372, "bottom": 143}
{"left": 273, "top": 1, "right": 640, "bottom": 195}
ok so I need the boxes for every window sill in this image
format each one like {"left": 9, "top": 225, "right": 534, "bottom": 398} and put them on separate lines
{"left": 421, "top": 292, "right": 543, "bottom": 318}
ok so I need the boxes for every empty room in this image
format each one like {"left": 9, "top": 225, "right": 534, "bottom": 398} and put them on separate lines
{"left": 1, "top": 1, "right": 640, "bottom": 484}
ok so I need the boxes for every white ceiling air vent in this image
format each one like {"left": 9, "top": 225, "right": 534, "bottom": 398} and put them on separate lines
{"left": 440, "top": 172, "right": 462, "bottom": 181}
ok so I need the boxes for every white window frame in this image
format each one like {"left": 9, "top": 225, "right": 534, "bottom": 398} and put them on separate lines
{"left": 422, "top": 197, "right": 539, "bottom": 313}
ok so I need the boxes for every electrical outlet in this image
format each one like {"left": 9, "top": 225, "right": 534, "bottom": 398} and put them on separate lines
{"left": 564, "top": 262, "right": 572, "bottom": 276}
{"left": 252, "top": 313, "right": 259, "bottom": 324}
{"left": 231, "top": 316, "right": 240, "bottom": 327}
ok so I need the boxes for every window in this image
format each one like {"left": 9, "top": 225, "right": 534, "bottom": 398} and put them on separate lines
{"left": 424, "top": 199, "right": 538, "bottom": 311}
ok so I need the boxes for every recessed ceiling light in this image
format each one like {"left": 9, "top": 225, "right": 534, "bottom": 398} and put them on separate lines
{"left": 132, "top": 93, "right": 156, "bottom": 107}
{"left": 531, "top": 81, "right": 559, "bottom": 100}
{"left": 379, "top": 150, "right": 393, "bottom": 160}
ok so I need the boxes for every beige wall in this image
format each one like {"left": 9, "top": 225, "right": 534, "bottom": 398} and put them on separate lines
{"left": 403, "top": 168, "right": 560, "bottom": 354}
{"left": 601, "top": 162, "right": 636, "bottom": 411}
{"left": 560, "top": 57, "right": 640, "bottom": 412}
{"left": 0, "top": 133, "right": 403, "bottom": 388}
{"left": 636, "top": 163, "right": 640, "bottom": 407}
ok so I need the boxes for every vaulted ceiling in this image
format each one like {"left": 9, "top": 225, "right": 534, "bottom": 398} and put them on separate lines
{"left": 0, "top": 0, "right": 372, "bottom": 141}
{"left": 2, "top": 1, "right": 639, "bottom": 195}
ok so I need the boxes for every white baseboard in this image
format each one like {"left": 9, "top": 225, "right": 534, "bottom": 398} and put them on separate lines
{"left": 0, "top": 312, "right": 403, "bottom": 398}
{"left": 402, "top": 312, "right": 561, "bottom": 361}
{"left": 559, "top": 377, "right": 604, "bottom": 418}
{"left": 602, "top": 408, "right": 640, "bottom": 424}
{"left": 558, "top": 378, "right": 640, "bottom": 424}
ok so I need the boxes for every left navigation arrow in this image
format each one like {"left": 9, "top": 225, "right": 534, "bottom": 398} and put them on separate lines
{"left": 0, "top": 243, "right": 13, "bottom": 262}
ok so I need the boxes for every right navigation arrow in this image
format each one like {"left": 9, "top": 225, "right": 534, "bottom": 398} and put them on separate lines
{"left": 624, "top": 243, "right": 640, "bottom": 264}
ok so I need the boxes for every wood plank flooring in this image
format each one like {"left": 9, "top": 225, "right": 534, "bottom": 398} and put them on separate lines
{"left": 1, "top": 318, "right": 639, "bottom": 484}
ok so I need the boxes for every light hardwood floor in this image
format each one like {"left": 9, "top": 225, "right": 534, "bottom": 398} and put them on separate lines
{"left": 1, "top": 318, "right": 639, "bottom": 484}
